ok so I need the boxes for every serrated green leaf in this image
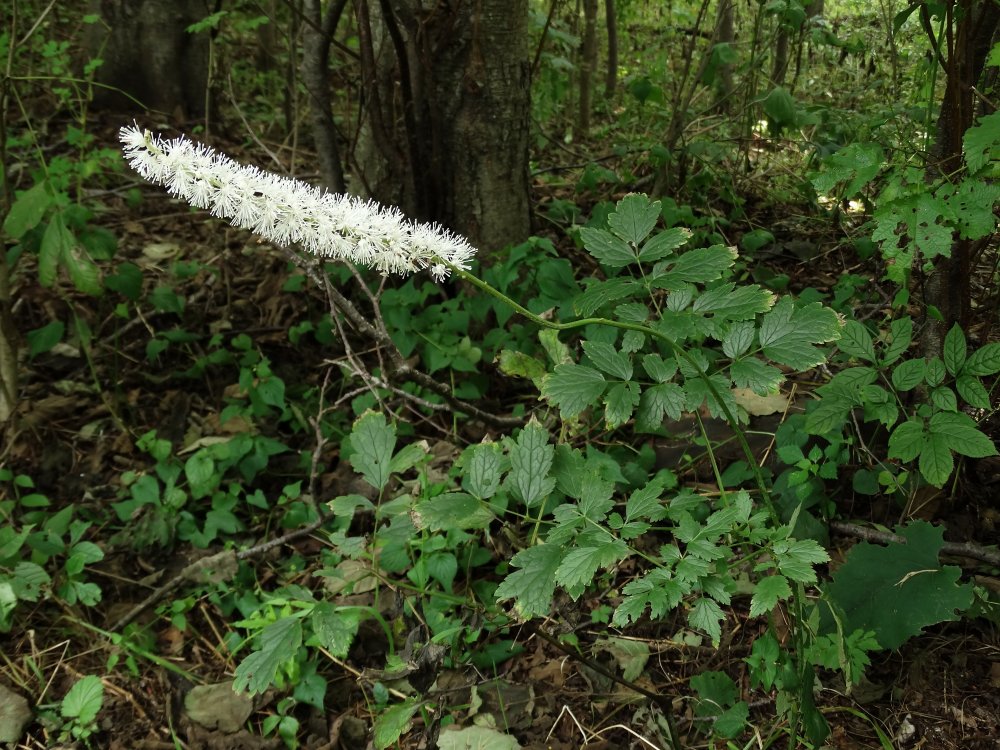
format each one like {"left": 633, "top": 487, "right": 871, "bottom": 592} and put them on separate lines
{"left": 604, "top": 381, "right": 640, "bottom": 428}
{"left": 3, "top": 181, "right": 51, "bottom": 239}
{"left": 749, "top": 575, "right": 792, "bottom": 618}
{"left": 636, "top": 382, "right": 685, "bottom": 431}
{"left": 929, "top": 411, "right": 997, "bottom": 457}
{"left": 873, "top": 193, "right": 954, "bottom": 277}
{"left": 388, "top": 441, "right": 427, "bottom": 475}
{"left": 891, "top": 358, "right": 925, "bottom": 391}
{"left": 463, "top": 442, "right": 504, "bottom": 499}
{"left": 497, "top": 349, "right": 546, "bottom": 386}
{"left": 811, "top": 142, "right": 884, "bottom": 197}
{"left": 495, "top": 543, "right": 562, "bottom": 617}
{"left": 692, "top": 283, "right": 776, "bottom": 320}
{"left": 373, "top": 700, "right": 421, "bottom": 750}
{"left": 638, "top": 226, "right": 691, "bottom": 262}
{"left": 955, "top": 375, "right": 990, "bottom": 410}
{"left": 541, "top": 363, "right": 607, "bottom": 417}
{"left": 759, "top": 298, "right": 842, "bottom": 369}
{"left": 64, "top": 241, "right": 103, "bottom": 296}
{"left": 234, "top": 616, "right": 302, "bottom": 695}
{"left": 963, "top": 342, "right": 1000, "bottom": 376}
{"left": 722, "top": 321, "right": 755, "bottom": 359}
{"left": 773, "top": 539, "right": 829, "bottom": 584}
{"left": 61, "top": 675, "right": 104, "bottom": 725}
{"left": 822, "top": 521, "right": 974, "bottom": 649}
{"left": 539, "top": 329, "right": 571, "bottom": 366}
{"left": 664, "top": 244, "right": 736, "bottom": 284}
{"left": 505, "top": 420, "right": 555, "bottom": 507}
{"left": 413, "top": 492, "right": 493, "bottom": 531}
{"left": 625, "top": 478, "right": 669, "bottom": 523}
{"left": 642, "top": 353, "right": 677, "bottom": 383}
{"left": 941, "top": 179, "right": 1000, "bottom": 240}
{"left": 311, "top": 603, "right": 360, "bottom": 658}
{"left": 347, "top": 412, "right": 396, "bottom": 491}
{"left": 39, "top": 211, "right": 75, "bottom": 288}
{"left": 838, "top": 320, "right": 876, "bottom": 362}
{"left": 555, "top": 541, "right": 628, "bottom": 594}
{"left": 888, "top": 419, "right": 925, "bottom": 462}
{"left": 582, "top": 340, "right": 632, "bottom": 380}
{"left": 621, "top": 328, "right": 645, "bottom": 352}
{"left": 573, "top": 277, "right": 641, "bottom": 316}
{"left": 688, "top": 597, "right": 725, "bottom": 646}
{"left": 730, "top": 357, "right": 782, "bottom": 394}
{"left": 943, "top": 324, "right": 967, "bottom": 376}
{"left": 580, "top": 227, "right": 636, "bottom": 267}
{"left": 608, "top": 193, "right": 660, "bottom": 245}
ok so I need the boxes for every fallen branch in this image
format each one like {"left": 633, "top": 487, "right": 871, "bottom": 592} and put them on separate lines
{"left": 830, "top": 520, "right": 1000, "bottom": 567}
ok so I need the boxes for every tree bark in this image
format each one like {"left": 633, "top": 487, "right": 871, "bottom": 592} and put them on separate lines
{"left": 922, "top": 0, "right": 1000, "bottom": 356}
{"left": 604, "top": 0, "right": 618, "bottom": 98}
{"left": 578, "top": 0, "right": 598, "bottom": 133}
{"left": 302, "top": 0, "right": 348, "bottom": 193}
{"left": 88, "top": 0, "right": 212, "bottom": 118}
{"left": 353, "top": 0, "right": 531, "bottom": 254}
{"left": 714, "top": 0, "right": 735, "bottom": 113}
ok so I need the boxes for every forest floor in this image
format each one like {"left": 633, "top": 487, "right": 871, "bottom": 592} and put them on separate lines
{"left": 2, "top": 120, "right": 1000, "bottom": 750}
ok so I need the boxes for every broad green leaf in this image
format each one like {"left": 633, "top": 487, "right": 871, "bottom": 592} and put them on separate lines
{"left": 691, "top": 670, "right": 738, "bottom": 711}
{"left": 373, "top": 700, "right": 421, "bottom": 750}
{"left": 462, "top": 442, "right": 503, "bottom": 499}
{"left": 730, "top": 357, "right": 783, "bottom": 394}
{"left": 838, "top": 320, "right": 875, "bottom": 362}
{"left": 925, "top": 357, "right": 945, "bottom": 386}
{"left": 389, "top": 441, "right": 427, "bottom": 475}
{"left": 887, "top": 419, "right": 925, "bottom": 463}
{"left": 941, "top": 179, "right": 1000, "bottom": 240}
{"left": 311, "top": 603, "right": 360, "bottom": 658}
{"left": 539, "top": 329, "right": 571, "bottom": 366}
{"left": 61, "top": 675, "right": 104, "bottom": 725}
{"left": 541, "top": 364, "right": 606, "bottom": 417}
{"left": 773, "top": 539, "right": 829, "bottom": 584}
{"left": 882, "top": 317, "right": 912, "bottom": 365}
{"left": 497, "top": 349, "right": 546, "bottom": 386}
{"left": 39, "top": 211, "right": 75, "bottom": 288}
{"left": 613, "top": 570, "right": 686, "bottom": 626}
{"left": 413, "top": 492, "right": 493, "bottom": 530}
{"left": 495, "top": 543, "right": 562, "bottom": 617}
{"left": 573, "top": 277, "right": 641, "bottom": 316}
{"left": 505, "top": 420, "right": 555, "bottom": 507}
{"left": 347, "top": 412, "right": 396, "bottom": 491}
{"left": 955, "top": 375, "right": 990, "bottom": 410}
{"left": 607, "top": 193, "right": 660, "bottom": 245}
{"left": 64, "top": 241, "right": 103, "bottom": 296}
{"left": 582, "top": 340, "right": 632, "bottom": 380}
{"left": 184, "top": 451, "right": 216, "bottom": 499}
{"left": 761, "top": 86, "right": 797, "bottom": 128}
{"left": 598, "top": 636, "right": 650, "bottom": 681}
{"left": 638, "top": 226, "right": 691, "bottom": 262}
{"left": 26, "top": 320, "right": 65, "bottom": 358}
{"left": 579, "top": 227, "right": 635, "bottom": 267}
{"left": 891, "top": 358, "right": 925, "bottom": 391}
{"left": 919, "top": 432, "right": 953, "bottom": 487}
{"left": 688, "top": 597, "right": 725, "bottom": 646}
{"left": 105, "top": 261, "right": 143, "bottom": 301}
{"left": 963, "top": 110, "right": 1000, "bottom": 174}
{"left": 929, "top": 385, "right": 958, "bottom": 412}
{"left": 749, "top": 575, "right": 792, "bottom": 618}
{"left": 928, "top": 411, "right": 997, "bottom": 457}
{"left": 811, "top": 142, "right": 884, "bottom": 197}
{"left": 942, "top": 324, "right": 967, "bottom": 376}
{"left": 438, "top": 726, "right": 522, "bottom": 750}
{"left": 722, "top": 321, "right": 755, "bottom": 359}
{"left": 233, "top": 616, "right": 302, "bottom": 695}
{"left": 963, "top": 342, "right": 1000, "bottom": 376}
{"left": 822, "top": 521, "right": 974, "bottom": 649}
{"left": 604, "top": 381, "right": 640, "bottom": 428}
{"left": 3, "top": 181, "right": 51, "bottom": 239}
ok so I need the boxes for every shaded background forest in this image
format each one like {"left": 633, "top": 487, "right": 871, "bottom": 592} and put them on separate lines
{"left": 2, "top": 1, "right": 1000, "bottom": 749}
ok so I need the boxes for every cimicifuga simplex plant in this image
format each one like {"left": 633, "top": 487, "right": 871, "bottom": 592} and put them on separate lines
{"left": 121, "top": 125, "right": 845, "bottom": 747}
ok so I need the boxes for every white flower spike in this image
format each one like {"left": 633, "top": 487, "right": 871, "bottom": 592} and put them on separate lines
{"left": 119, "top": 125, "right": 476, "bottom": 280}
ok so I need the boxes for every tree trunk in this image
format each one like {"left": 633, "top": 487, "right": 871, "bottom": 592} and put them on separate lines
{"left": 604, "top": 0, "right": 618, "bottom": 98}
{"left": 353, "top": 0, "right": 531, "bottom": 254}
{"left": 922, "top": 0, "right": 1000, "bottom": 356}
{"left": 302, "top": 0, "right": 348, "bottom": 192}
{"left": 578, "top": 0, "right": 598, "bottom": 133}
{"left": 771, "top": 25, "right": 789, "bottom": 86}
{"left": 714, "top": 0, "right": 735, "bottom": 113}
{"left": 88, "top": 0, "right": 212, "bottom": 119}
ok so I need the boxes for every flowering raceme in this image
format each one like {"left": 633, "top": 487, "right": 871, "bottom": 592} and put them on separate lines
{"left": 119, "top": 125, "right": 476, "bottom": 280}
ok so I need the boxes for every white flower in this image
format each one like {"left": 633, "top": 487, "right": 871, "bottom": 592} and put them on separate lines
{"left": 118, "top": 125, "right": 477, "bottom": 278}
